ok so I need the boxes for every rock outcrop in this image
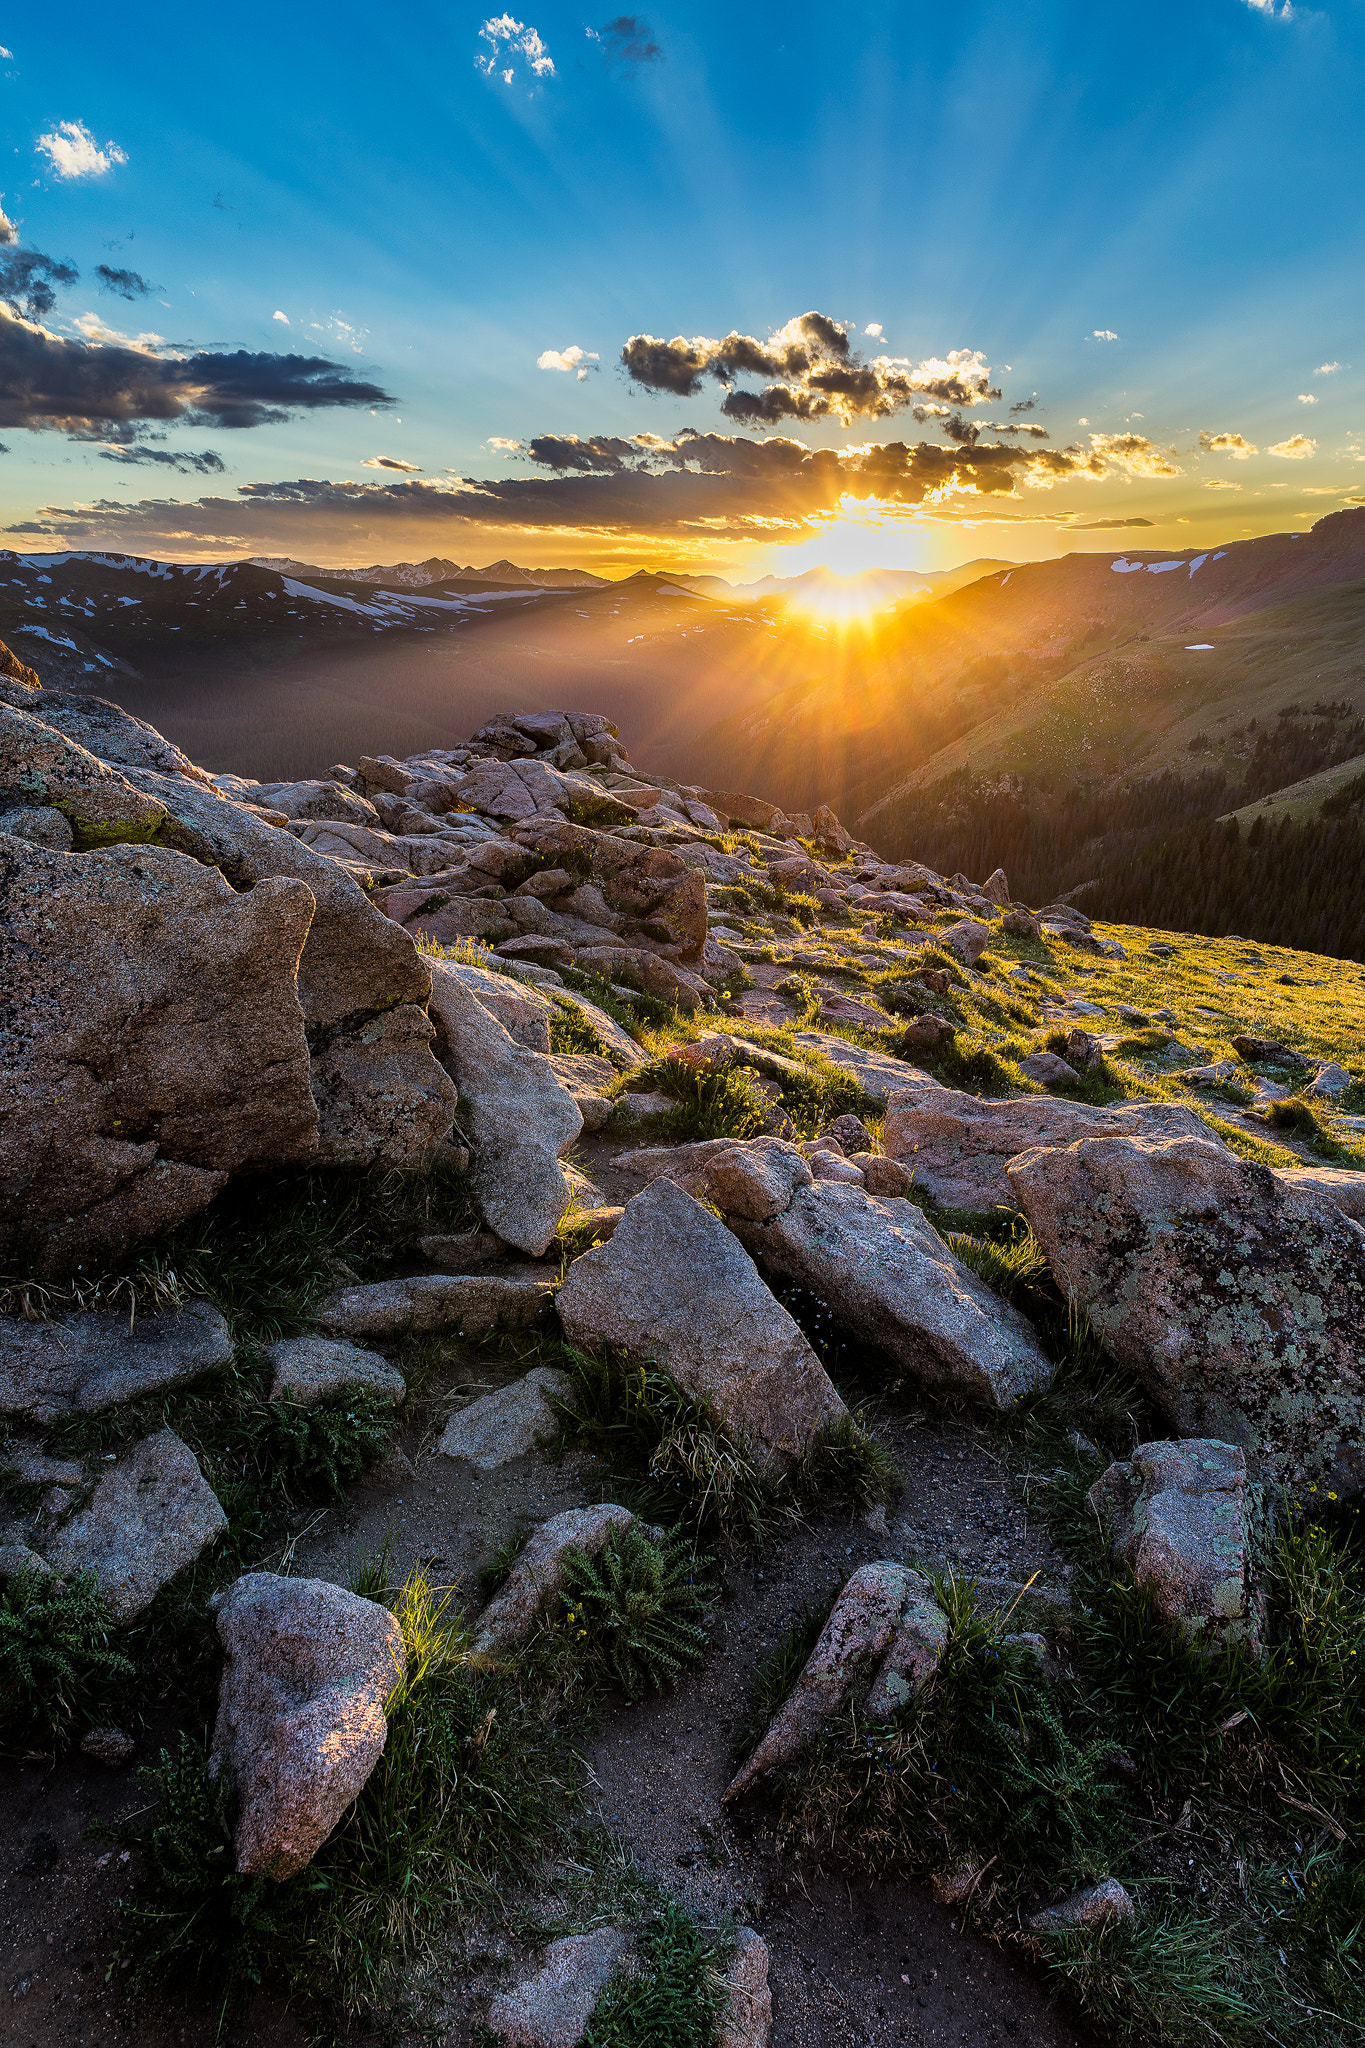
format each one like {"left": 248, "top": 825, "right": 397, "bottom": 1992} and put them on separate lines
{"left": 0, "top": 1301, "right": 233, "bottom": 1421}
{"left": 473, "top": 1503, "right": 638, "bottom": 1653}
{"left": 1088, "top": 1438, "right": 1264, "bottom": 1654}
{"left": 46, "top": 1429, "right": 228, "bottom": 1620}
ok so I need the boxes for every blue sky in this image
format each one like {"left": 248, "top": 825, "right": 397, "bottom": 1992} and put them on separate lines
{"left": 0, "top": 0, "right": 1361, "bottom": 573}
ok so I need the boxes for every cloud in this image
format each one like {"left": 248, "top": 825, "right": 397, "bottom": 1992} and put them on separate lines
{"left": 476, "top": 15, "right": 555, "bottom": 83}
{"left": 95, "top": 264, "right": 156, "bottom": 300}
{"left": 272, "top": 310, "right": 290, "bottom": 325}
{"left": 97, "top": 443, "right": 226, "bottom": 474}
{"left": 864, "top": 323, "right": 883, "bottom": 338}
{"left": 362, "top": 455, "right": 421, "bottom": 472}
{"left": 1009, "top": 397, "right": 1038, "bottom": 414}
{"left": 35, "top": 120, "right": 127, "bottom": 181}
{"left": 1204, "top": 478, "right": 1243, "bottom": 489}
{"left": 1268, "top": 434, "right": 1316, "bottom": 458}
{"left": 0, "top": 304, "right": 395, "bottom": 431}
{"left": 1297, "top": 392, "right": 1318, "bottom": 405}
{"left": 621, "top": 311, "right": 1000, "bottom": 427}
{"left": 1198, "top": 429, "right": 1257, "bottom": 458}
{"left": 486, "top": 436, "right": 523, "bottom": 453}
{"left": 1091, "top": 330, "right": 1119, "bottom": 341}
{"left": 537, "top": 344, "right": 599, "bottom": 380}
{"left": 0, "top": 207, "right": 15, "bottom": 247}
{"left": 1314, "top": 361, "right": 1341, "bottom": 376}
{"left": 0, "top": 243, "right": 79, "bottom": 321}
{"left": 1067, "top": 516, "right": 1154, "bottom": 529}
{"left": 1088, "top": 431, "right": 1181, "bottom": 478}
{"left": 598, "top": 15, "right": 661, "bottom": 64}
{"left": 1242, "top": 0, "right": 1295, "bottom": 17}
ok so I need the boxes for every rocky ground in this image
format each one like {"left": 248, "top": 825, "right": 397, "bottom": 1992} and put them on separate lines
{"left": 3, "top": 658, "right": 1364, "bottom": 2048}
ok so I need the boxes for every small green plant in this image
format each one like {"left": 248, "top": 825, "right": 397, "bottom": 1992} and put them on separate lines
{"left": 1263, "top": 1093, "right": 1347, "bottom": 1158}
{"left": 550, "top": 997, "right": 612, "bottom": 1059}
{"left": 924, "top": 1034, "right": 1018, "bottom": 1096}
{"left": 584, "top": 1905, "right": 728, "bottom": 2048}
{"left": 559, "top": 1524, "right": 713, "bottom": 1701}
{"left": 0, "top": 1564, "right": 135, "bottom": 1750}
{"left": 798, "top": 1412, "right": 903, "bottom": 1513}
{"left": 252, "top": 1386, "right": 395, "bottom": 1503}
{"left": 617, "top": 1057, "right": 770, "bottom": 1142}
{"left": 946, "top": 1223, "right": 1052, "bottom": 1311}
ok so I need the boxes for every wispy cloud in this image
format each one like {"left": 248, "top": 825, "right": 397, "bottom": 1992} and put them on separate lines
{"left": 1067, "top": 516, "right": 1153, "bottom": 529}
{"left": 486, "top": 436, "right": 523, "bottom": 453}
{"left": 1268, "top": 434, "right": 1316, "bottom": 458}
{"left": 1091, "top": 329, "right": 1119, "bottom": 341}
{"left": 35, "top": 120, "right": 127, "bottom": 181}
{"left": 1241, "top": 0, "right": 1295, "bottom": 18}
{"left": 476, "top": 15, "right": 555, "bottom": 84}
{"left": 1198, "top": 429, "right": 1257, "bottom": 457}
{"left": 97, "top": 443, "right": 225, "bottom": 474}
{"left": 594, "top": 15, "right": 661, "bottom": 65}
{"left": 95, "top": 264, "right": 156, "bottom": 301}
{"left": 1204, "top": 478, "right": 1242, "bottom": 489}
{"left": 623, "top": 310, "right": 1000, "bottom": 427}
{"left": 1088, "top": 431, "right": 1180, "bottom": 478}
{"left": 0, "top": 243, "right": 79, "bottom": 321}
{"left": 362, "top": 455, "right": 420, "bottom": 472}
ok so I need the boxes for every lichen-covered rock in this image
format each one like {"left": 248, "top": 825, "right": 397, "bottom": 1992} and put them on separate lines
{"left": 0, "top": 704, "right": 167, "bottom": 846}
{"left": 264, "top": 1336, "right": 406, "bottom": 1407}
{"left": 307, "top": 1000, "right": 457, "bottom": 1168}
{"left": 473, "top": 1503, "right": 638, "bottom": 1653}
{"left": 46, "top": 1429, "right": 227, "bottom": 1621}
{"left": 428, "top": 957, "right": 554, "bottom": 1051}
{"left": 14, "top": 690, "right": 213, "bottom": 784}
{"left": 1088, "top": 1439, "right": 1265, "bottom": 1654}
{"left": 0, "top": 1301, "right": 233, "bottom": 1421}
{"left": 727, "top": 1564, "right": 946, "bottom": 1797}
{"left": 555, "top": 1178, "right": 846, "bottom": 1470}
{"left": 210, "top": 1573, "right": 405, "bottom": 1878}
{"left": 1009, "top": 1133, "right": 1365, "bottom": 1496}
{"left": 0, "top": 837, "right": 318, "bottom": 1274}
{"left": 708, "top": 1141, "right": 1054, "bottom": 1412}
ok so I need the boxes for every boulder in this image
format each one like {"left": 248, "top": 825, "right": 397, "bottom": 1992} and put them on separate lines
{"left": 264, "top": 1336, "right": 406, "bottom": 1408}
{"left": 46, "top": 1430, "right": 227, "bottom": 1622}
{"left": 426, "top": 959, "right": 553, "bottom": 1052}
{"left": 0, "top": 704, "right": 167, "bottom": 847}
{"left": 848, "top": 1153, "right": 915, "bottom": 1198}
{"left": 1028, "top": 1879, "right": 1135, "bottom": 1932}
{"left": 1088, "top": 1439, "right": 1264, "bottom": 1654}
{"left": 210, "top": 1573, "right": 405, "bottom": 1878}
{"left": 718, "top": 1930, "right": 773, "bottom": 2048}
{"left": 418, "top": 1227, "right": 509, "bottom": 1270}
{"left": 939, "top": 919, "right": 991, "bottom": 963}
{"left": 425, "top": 970, "right": 581, "bottom": 1254}
{"left": 1020, "top": 1051, "right": 1080, "bottom": 1086}
{"left": 555, "top": 1178, "right": 846, "bottom": 1470}
{"left": 1003, "top": 908, "right": 1041, "bottom": 938}
{"left": 23, "top": 690, "right": 213, "bottom": 784}
{"left": 308, "top": 1001, "right": 458, "bottom": 1168}
{"left": 1274, "top": 1165, "right": 1365, "bottom": 1223}
{"left": 882, "top": 1088, "right": 1220, "bottom": 1216}
{"left": 439, "top": 1366, "right": 571, "bottom": 1469}
{"left": 727, "top": 1564, "right": 946, "bottom": 1798}
{"left": 485, "top": 1927, "right": 634, "bottom": 2047}
{"left": 1066, "top": 1027, "right": 1103, "bottom": 1071}
{"left": 257, "top": 780, "right": 379, "bottom": 825}
{"left": 790, "top": 1030, "right": 935, "bottom": 1110}
{"left": 317, "top": 1274, "right": 552, "bottom": 1340}
{"left": 708, "top": 1141, "right": 1054, "bottom": 1411}
{"left": 1009, "top": 1134, "right": 1365, "bottom": 1496}
{"left": 0, "top": 1301, "right": 233, "bottom": 1422}
{"left": 473, "top": 1503, "right": 638, "bottom": 1653}
{"left": 0, "top": 838, "right": 318, "bottom": 1273}
{"left": 981, "top": 867, "right": 1010, "bottom": 906}
{"left": 0, "top": 803, "right": 72, "bottom": 849}
{"left": 1309, "top": 1062, "right": 1353, "bottom": 1099}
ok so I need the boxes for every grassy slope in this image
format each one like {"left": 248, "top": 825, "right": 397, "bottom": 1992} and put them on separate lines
{"left": 1220, "top": 749, "right": 1365, "bottom": 828}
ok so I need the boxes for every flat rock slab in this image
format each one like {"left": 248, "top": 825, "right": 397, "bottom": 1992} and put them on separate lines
{"left": 439, "top": 1366, "right": 570, "bottom": 1469}
{"left": 474, "top": 1503, "right": 637, "bottom": 1653}
{"left": 883, "top": 1088, "right": 1220, "bottom": 1215}
{"left": 318, "top": 1274, "right": 553, "bottom": 1340}
{"left": 486, "top": 1927, "right": 634, "bottom": 2047}
{"left": 0, "top": 1300, "right": 233, "bottom": 1422}
{"left": 709, "top": 1140, "right": 1053, "bottom": 1412}
{"left": 1275, "top": 1165, "right": 1365, "bottom": 1223}
{"left": 264, "top": 1336, "right": 406, "bottom": 1407}
{"left": 1010, "top": 1133, "right": 1365, "bottom": 1496}
{"left": 46, "top": 1428, "right": 227, "bottom": 1621}
{"left": 211, "top": 1572, "right": 405, "bottom": 1879}
{"left": 790, "top": 1031, "right": 936, "bottom": 1110}
{"left": 1089, "top": 1438, "right": 1262, "bottom": 1654}
{"left": 556, "top": 1178, "right": 846, "bottom": 1470}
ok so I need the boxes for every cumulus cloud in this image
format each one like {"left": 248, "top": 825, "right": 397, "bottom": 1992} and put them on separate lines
{"left": 1091, "top": 329, "right": 1119, "bottom": 341}
{"left": 0, "top": 243, "right": 79, "bottom": 321}
{"left": 1315, "top": 361, "right": 1341, "bottom": 376}
{"left": 0, "top": 304, "right": 394, "bottom": 431}
{"left": 1242, "top": 0, "right": 1295, "bottom": 17}
{"left": 1088, "top": 432, "right": 1181, "bottom": 478}
{"left": 95, "top": 264, "right": 155, "bottom": 300}
{"left": 1297, "top": 392, "right": 1318, "bottom": 404}
{"left": 1205, "top": 478, "right": 1242, "bottom": 490}
{"left": 864, "top": 322, "right": 883, "bottom": 338}
{"left": 363, "top": 455, "right": 421, "bottom": 471}
{"left": 596, "top": 16, "right": 661, "bottom": 63}
{"left": 97, "top": 443, "right": 225, "bottom": 474}
{"left": 476, "top": 14, "right": 555, "bottom": 83}
{"left": 272, "top": 310, "right": 290, "bottom": 324}
{"left": 621, "top": 311, "right": 1000, "bottom": 427}
{"left": 1198, "top": 430, "right": 1257, "bottom": 458}
{"left": 1269, "top": 434, "right": 1316, "bottom": 458}
{"left": 537, "top": 343, "right": 599, "bottom": 379}
{"left": 0, "top": 207, "right": 15, "bottom": 246}
{"left": 35, "top": 120, "right": 126, "bottom": 180}
{"left": 486, "top": 436, "right": 523, "bottom": 453}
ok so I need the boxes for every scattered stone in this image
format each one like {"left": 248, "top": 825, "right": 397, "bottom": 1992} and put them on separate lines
{"left": 317, "top": 1274, "right": 552, "bottom": 1340}
{"left": 613, "top": 1089, "right": 675, "bottom": 1122}
{"left": 264, "top": 1336, "right": 406, "bottom": 1408}
{"left": 1233, "top": 1034, "right": 1307, "bottom": 1066}
{"left": 1088, "top": 1439, "right": 1264, "bottom": 1654}
{"left": 439, "top": 1367, "right": 570, "bottom": 1469}
{"left": 426, "top": 968, "right": 582, "bottom": 1254}
{"left": 899, "top": 1013, "right": 956, "bottom": 1053}
{"left": 1028, "top": 1879, "right": 1136, "bottom": 1932}
{"left": 428, "top": 958, "right": 554, "bottom": 1051}
{"left": 1020, "top": 1051, "right": 1080, "bottom": 1086}
{"left": 717, "top": 1929, "right": 773, "bottom": 2048}
{"left": 1309, "top": 1062, "right": 1353, "bottom": 1098}
{"left": 882, "top": 1088, "right": 1219, "bottom": 1214}
{"left": 847, "top": 1152, "right": 916, "bottom": 1198}
{"left": 981, "top": 867, "right": 1010, "bottom": 906}
{"left": 210, "top": 1573, "right": 405, "bottom": 1879}
{"left": 485, "top": 1927, "right": 635, "bottom": 2047}
{"left": 1009, "top": 1134, "right": 1365, "bottom": 1495}
{"left": 727, "top": 1564, "right": 946, "bottom": 1797}
{"left": 824, "top": 1114, "right": 874, "bottom": 1152}
{"left": 0, "top": 1542, "right": 50, "bottom": 1582}
{"left": 572, "top": 1205, "right": 624, "bottom": 1240}
{"left": 939, "top": 919, "right": 991, "bottom": 963}
{"left": 819, "top": 992, "right": 891, "bottom": 1031}
{"left": 47, "top": 1430, "right": 227, "bottom": 1621}
{"left": 1066, "top": 1027, "right": 1103, "bottom": 1070}
{"left": 80, "top": 1726, "right": 134, "bottom": 1767}
{"left": 474, "top": 1503, "right": 638, "bottom": 1652}
{"left": 808, "top": 1149, "right": 866, "bottom": 1185}
{"left": 419, "top": 1227, "right": 509, "bottom": 1269}
{"left": 556, "top": 1178, "right": 846, "bottom": 1469}
{"left": 709, "top": 1141, "right": 1054, "bottom": 1411}
{"left": 0, "top": 1301, "right": 233, "bottom": 1422}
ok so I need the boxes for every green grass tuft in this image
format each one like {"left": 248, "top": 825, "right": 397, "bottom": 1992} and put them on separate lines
{"left": 584, "top": 1905, "right": 728, "bottom": 2048}
{"left": 558, "top": 1523, "right": 714, "bottom": 1702}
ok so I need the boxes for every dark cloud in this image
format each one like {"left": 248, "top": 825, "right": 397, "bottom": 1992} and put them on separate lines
{"left": 1009, "top": 397, "right": 1038, "bottom": 414}
{"left": 1067, "top": 516, "right": 1154, "bottom": 529}
{"left": 0, "top": 307, "right": 394, "bottom": 430}
{"left": 981, "top": 420, "right": 1049, "bottom": 438}
{"left": 600, "top": 15, "right": 661, "bottom": 62}
{"left": 0, "top": 245, "right": 79, "bottom": 322}
{"left": 525, "top": 433, "right": 639, "bottom": 471}
{"left": 95, "top": 263, "right": 156, "bottom": 300}
{"left": 97, "top": 442, "right": 225, "bottom": 474}
{"left": 622, "top": 311, "right": 999, "bottom": 428}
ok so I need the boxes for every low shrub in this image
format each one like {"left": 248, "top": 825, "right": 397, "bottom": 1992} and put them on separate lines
{"left": 558, "top": 1523, "right": 714, "bottom": 1701}
{"left": 249, "top": 1386, "right": 396, "bottom": 1504}
{"left": 617, "top": 1057, "right": 770, "bottom": 1142}
{"left": 0, "top": 1564, "right": 135, "bottom": 1751}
